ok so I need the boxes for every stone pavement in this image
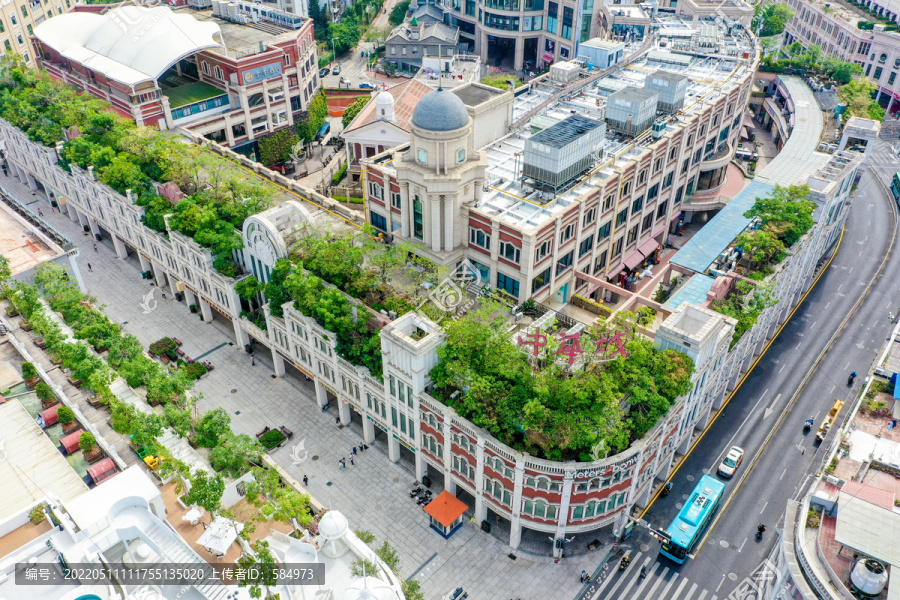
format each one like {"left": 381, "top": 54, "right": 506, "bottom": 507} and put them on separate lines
{"left": 5, "top": 170, "right": 601, "bottom": 599}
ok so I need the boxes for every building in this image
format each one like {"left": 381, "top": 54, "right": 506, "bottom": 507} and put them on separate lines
{"left": 0, "top": 0, "right": 78, "bottom": 65}
{"left": 364, "top": 15, "right": 754, "bottom": 308}
{"left": 385, "top": 18, "right": 460, "bottom": 74}
{"left": 33, "top": 4, "right": 319, "bottom": 156}
{"left": 782, "top": 0, "right": 900, "bottom": 115}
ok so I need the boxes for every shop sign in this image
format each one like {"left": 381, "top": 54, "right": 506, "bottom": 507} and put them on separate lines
{"left": 293, "top": 362, "right": 314, "bottom": 379}
{"left": 242, "top": 62, "right": 283, "bottom": 84}
{"left": 368, "top": 416, "right": 387, "bottom": 432}
{"left": 393, "top": 434, "right": 416, "bottom": 452}
{"left": 565, "top": 455, "right": 638, "bottom": 480}
{"left": 324, "top": 385, "right": 339, "bottom": 397}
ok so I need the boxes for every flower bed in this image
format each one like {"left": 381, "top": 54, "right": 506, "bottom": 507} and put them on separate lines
{"left": 149, "top": 337, "right": 178, "bottom": 358}
{"left": 259, "top": 429, "right": 287, "bottom": 450}
{"left": 182, "top": 361, "right": 208, "bottom": 380}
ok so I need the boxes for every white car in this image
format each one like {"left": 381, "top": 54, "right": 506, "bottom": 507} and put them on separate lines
{"left": 717, "top": 446, "right": 745, "bottom": 478}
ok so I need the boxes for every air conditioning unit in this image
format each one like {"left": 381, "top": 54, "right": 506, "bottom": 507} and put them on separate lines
{"left": 825, "top": 475, "right": 840, "bottom": 486}
{"left": 515, "top": 313, "right": 523, "bottom": 322}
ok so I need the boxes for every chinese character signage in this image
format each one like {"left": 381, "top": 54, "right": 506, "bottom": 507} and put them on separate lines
{"left": 516, "top": 327, "right": 630, "bottom": 367}
{"left": 242, "top": 62, "right": 283, "bottom": 84}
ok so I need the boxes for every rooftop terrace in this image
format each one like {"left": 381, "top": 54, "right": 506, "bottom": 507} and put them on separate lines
{"left": 474, "top": 19, "right": 754, "bottom": 231}
{"left": 193, "top": 9, "right": 302, "bottom": 58}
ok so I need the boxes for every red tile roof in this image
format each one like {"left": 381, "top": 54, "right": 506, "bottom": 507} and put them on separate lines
{"left": 841, "top": 480, "right": 895, "bottom": 510}
{"left": 344, "top": 79, "right": 433, "bottom": 134}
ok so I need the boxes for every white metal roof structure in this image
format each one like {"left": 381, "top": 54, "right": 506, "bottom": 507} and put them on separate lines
{"left": 33, "top": 6, "right": 224, "bottom": 87}
{"left": 836, "top": 490, "right": 900, "bottom": 568}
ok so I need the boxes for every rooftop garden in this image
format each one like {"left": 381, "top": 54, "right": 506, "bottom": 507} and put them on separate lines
{"left": 0, "top": 57, "right": 286, "bottom": 277}
{"left": 710, "top": 184, "right": 816, "bottom": 346}
{"left": 759, "top": 42, "right": 864, "bottom": 85}
{"left": 428, "top": 301, "right": 694, "bottom": 461}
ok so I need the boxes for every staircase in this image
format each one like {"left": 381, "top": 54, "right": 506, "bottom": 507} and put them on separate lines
{"left": 142, "top": 522, "right": 231, "bottom": 600}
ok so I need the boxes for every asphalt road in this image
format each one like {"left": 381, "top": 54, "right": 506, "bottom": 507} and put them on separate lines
{"left": 580, "top": 141, "right": 900, "bottom": 600}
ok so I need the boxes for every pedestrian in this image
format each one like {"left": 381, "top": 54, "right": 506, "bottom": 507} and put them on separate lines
{"left": 37, "top": 208, "right": 43, "bottom": 217}
{"left": 303, "top": 475, "right": 309, "bottom": 486}
{"left": 250, "top": 355, "right": 255, "bottom": 366}
{"left": 87, "top": 263, "right": 92, "bottom": 272}
{"left": 351, "top": 446, "right": 357, "bottom": 455}
{"left": 335, "top": 415, "right": 341, "bottom": 425}
{"left": 802, "top": 448, "right": 806, "bottom": 455}
{"left": 161, "top": 292, "right": 166, "bottom": 299}
{"left": 358, "top": 443, "right": 364, "bottom": 453}
{"left": 339, "top": 460, "right": 344, "bottom": 471}
{"left": 350, "top": 455, "right": 354, "bottom": 466}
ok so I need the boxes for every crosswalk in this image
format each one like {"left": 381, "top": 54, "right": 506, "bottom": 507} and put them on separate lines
{"left": 581, "top": 551, "right": 721, "bottom": 600}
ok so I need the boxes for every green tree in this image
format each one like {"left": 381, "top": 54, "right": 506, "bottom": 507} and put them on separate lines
{"left": 236, "top": 540, "right": 279, "bottom": 599}
{"left": 194, "top": 408, "right": 232, "bottom": 447}
{"left": 257, "top": 126, "right": 299, "bottom": 166}
{"left": 388, "top": 0, "right": 410, "bottom": 25}
{"left": 297, "top": 91, "right": 328, "bottom": 142}
{"left": 209, "top": 433, "right": 263, "bottom": 477}
{"left": 838, "top": 77, "right": 885, "bottom": 120}
{"left": 164, "top": 403, "right": 193, "bottom": 438}
{"left": 130, "top": 411, "right": 167, "bottom": 448}
{"left": 735, "top": 229, "right": 785, "bottom": 267}
{"left": 183, "top": 469, "right": 226, "bottom": 514}
{"left": 759, "top": 37, "right": 779, "bottom": 56}
{"left": 712, "top": 281, "right": 778, "bottom": 347}
{"left": 0, "top": 255, "right": 11, "bottom": 291}
{"left": 743, "top": 184, "right": 816, "bottom": 246}
{"left": 821, "top": 58, "right": 862, "bottom": 85}
{"left": 753, "top": 3, "right": 795, "bottom": 36}
{"left": 79, "top": 432, "right": 96, "bottom": 453}
{"left": 235, "top": 275, "right": 265, "bottom": 301}
{"left": 342, "top": 96, "right": 369, "bottom": 128}
{"left": 308, "top": 0, "right": 327, "bottom": 38}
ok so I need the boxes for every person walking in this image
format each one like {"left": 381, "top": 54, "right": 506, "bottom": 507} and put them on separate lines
{"left": 250, "top": 355, "right": 255, "bottom": 366}
{"left": 351, "top": 446, "right": 357, "bottom": 456}
{"left": 303, "top": 475, "right": 309, "bottom": 486}
{"left": 37, "top": 208, "right": 44, "bottom": 217}
{"left": 87, "top": 263, "right": 92, "bottom": 272}
{"left": 349, "top": 455, "right": 354, "bottom": 466}
{"left": 335, "top": 415, "right": 341, "bottom": 425}
{"left": 359, "top": 443, "right": 365, "bottom": 453}
{"left": 338, "top": 460, "right": 344, "bottom": 471}
{"left": 93, "top": 243, "right": 98, "bottom": 252}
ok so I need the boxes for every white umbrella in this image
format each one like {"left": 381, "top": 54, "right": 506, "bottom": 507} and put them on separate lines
{"left": 197, "top": 516, "right": 243, "bottom": 556}
{"left": 182, "top": 506, "right": 203, "bottom": 525}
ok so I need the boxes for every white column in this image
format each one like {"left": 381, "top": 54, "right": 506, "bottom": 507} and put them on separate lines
{"left": 339, "top": 399, "right": 351, "bottom": 425}
{"left": 400, "top": 183, "right": 411, "bottom": 238}
{"left": 314, "top": 379, "right": 329, "bottom": 408}
{"left": 363, "top": 417, "right": 376, "bottom": 444}
{"left": 200, "top": 298, "right": 213, "bottom": 323}
{"left": 151, "top": 262, "right": 167, "bottom": 289}
{"left": 430, "top": 195, "right": 441, "bottom": 252}
{"left": 554, "top": 477, "right": 574, "bottom": 556}
{"left": 416, "top": 450, "right": 428, "bottom": 481}
{"left": 233, "top": 319, "right": 251, "bottom": 349}
{"left": 443, "top": 195, "right": 454, "bottom": 252}
{"left": 138, "top": 253, "right": 151, "bottom": 273}
{"left": 387, "top": 435, "right": 401, "bottom": 462}
{"left": 112, "top": 234, "right": 128, "bottom": 260}
{"left": 169, "top": 276, "right": 179, "bottom": 300}
{"left": 509, "top": 459, "right": 525, "bottom": 550}
{"left": 272, "top": 349, "right": 286, "bottom": 378}
{"left": 473, "top": 436, "right": 487, "bottom": 524}
{"left": 183, "top": 288, "right": 197, "bottom": 309}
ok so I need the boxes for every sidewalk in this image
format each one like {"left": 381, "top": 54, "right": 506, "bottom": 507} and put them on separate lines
{"left": 3, "top": 170, "right": 598, "bottom": 599}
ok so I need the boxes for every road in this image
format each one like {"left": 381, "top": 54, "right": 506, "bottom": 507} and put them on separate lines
{"left": 579, "top": 139, "right": 900, "bottom": 600}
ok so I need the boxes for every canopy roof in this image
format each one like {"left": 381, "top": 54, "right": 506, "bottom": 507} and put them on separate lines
{"left": 424, "top": 491, "right": 468, "bottom": 527}
{"left": 34, "top": 6, "right": 223, "bottom": 87}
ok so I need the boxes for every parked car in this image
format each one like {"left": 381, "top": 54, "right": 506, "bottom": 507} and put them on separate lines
{"left": 717, "top": 446, "right": 745, "bottom": 478}
{"left": 332, "top": 65, "right": 341, "bottom": 75}
{"left": 319, "top": 67, "right": 330, "bottom": 78}
{"left": 339, "top": 76, "right": 351, "bottom": 86}
{"left": 269, "top": 161, "right": 296, "bottom": 175}
{"left": 359, "top": 82, "right": 376, "bottom": 89}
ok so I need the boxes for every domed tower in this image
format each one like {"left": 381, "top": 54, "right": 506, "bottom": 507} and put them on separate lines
{"left": 395, "top": 88, "right": 487, "bottom": 260}
{"left": 375, "top": 91, "right": 394, "bottom": 122}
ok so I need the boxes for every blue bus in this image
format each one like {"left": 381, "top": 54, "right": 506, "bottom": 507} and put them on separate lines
{"left": 659, "top": 475, "right": 726, "bottom": 564}
{"left": 891, "top": 173, "right": 900, "bottom": 206}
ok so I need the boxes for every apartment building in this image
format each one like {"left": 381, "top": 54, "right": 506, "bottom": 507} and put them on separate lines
{"left": 0, "top": 0, "right": 77, "bottom": 65}
{"left": 782, "top": 0, "right": 900, "bottom": 114}
{"left": 32, "top": 3, "right": 319, "bottom": 155}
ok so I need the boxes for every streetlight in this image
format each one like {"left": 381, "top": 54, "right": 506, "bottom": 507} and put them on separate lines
{"left": 330, "top": 39, "right": 336, "bottom": 65}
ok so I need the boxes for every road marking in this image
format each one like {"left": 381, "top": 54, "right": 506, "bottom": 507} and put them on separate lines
{"left": 591, "top": 560, "right": 621, "bottom": 598}
{"left": 715, "top": 575, "right": 726, "bottom": 593}
{"left": 626, "top": 556, "right": 655, "bottom": 598}
{"left": 670, "top": 578, "right": 690, "bottom": 600}
{"left": 697, "top": 591, "right": 708, "bottom": 600}
{"left": 779, "top": 363, "right": 786, "bottom": 373}
{"left": 684, "top": 582, "right": 699, "bottom": 600}
{"left": 830, "top": 384, "right": 836, "bottom": 394}
{"left": 604, "top": 552, "right": 640, "bottom": 598}
{"left": 644, "top": 566, "right": 668, "bottom": 598}
{"left": 738, "top": 536, "right": 747, "bottom": 552}
{"left": 760, "top": 388, "right": 769, "bottom": 400}
{"left": 759, "top": 501, "right": 768, "bottom": 514}
{"left": 763, "top": 393, "right": 782, "bottom": 419}
{"left": 848, "top": 267, "right": 854, "bottom": 275}
{"left": 780, "top": 468, "right": 787, "bottom": 480}
{"left": 811, "top": 321, "right": 817, "bottom": 329}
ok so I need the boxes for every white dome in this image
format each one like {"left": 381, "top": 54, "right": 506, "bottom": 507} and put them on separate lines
{"left": 343, "top": 576, "right": 395, "bottom": 600}
{"left": 319, "top": 510, "right": 349, "bottom": 540}
{"left": 375, "top": 91, "right": 395, "bottom": 122}
{"left": 376, "top": 91, "right": 394, "bottom": 106}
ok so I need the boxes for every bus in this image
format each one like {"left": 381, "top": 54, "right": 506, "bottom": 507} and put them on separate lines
{"left": 891, "top": 173, "right": 900, "bottom": 207}
{"left": 659, "top": 474, "right": 726, "bottom": 564}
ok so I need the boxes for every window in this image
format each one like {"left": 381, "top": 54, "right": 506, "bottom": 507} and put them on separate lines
{"left": 534, "top": 239, "right": 552, "bottom": 263}
{"left": 594, "top": 250, "right": 608, "bottom": 273}
{"left": 682, "top": 158, "right": 690, "bottom": 174}
{"left": 656, "top": 200, "right": 668, "bottom": 220}
{"left": 559, "top": 222, "right": 575, "bottom": 244}
{"left": 874, "top": 66, "right": 883, "bottom": 81}
{"left": 632, "top": 195, "right": 643, "bottom": 213}
{"left": 621, "top": 181, "right": 631, "bottom": 196}
{"left": 370, "top": 211, "right": 387, "bottom": 231}
{"left": 638, "top": 170, "right": 647, "bottom": 184}
{"left": 546, "top": 1, "right": 557, "bottom": 33}
{"left": 880, "top": 52, "right": 888, "bottom": 63}
{"left": 642, "top": 212, "right": 653, "bottom": 232}
{"left": 532, "top": 267, "right": 551, "bottom": 293}
{"left": 522, "top": 498, "right": 557, "bottom": 519}
{"left": 654, "top": 157, "right": 662, "bottom": 173}
{"left": 413, "top": 195, "right": 423, "bottom": 239}
{"left": 457, "top": 148, "right": 466, "bottom": 162}
{"left": 561, "top": 6, "right": 573, "bottom": 39}
{"left": 499, "top": 240, "right": 521, "bottom": 263}
{"left": 10, "top": 15, "right": 15, "bottom": 25}
{"left": 669, "top": 147, "right": 677, "bottom": 161}
{"left": 0, "top": 18, "right": 4, "bottom": 32}
{"left": 21, "top": 5, "right": 27, "bottom": 17}
{"left": 579, "top": 236, "right": 593, "bottom": 257}
{"left": 597, "top": 220, "right": 611, "bottom": 241}
{"left": 626, "top": 224, "right": 638, "bottom": 245}
{"left": 612, "top": 237, "right": 624, "bottom": 257}
{"left": 417, "top": 148, "right": 427, "bottom": 163}
{"left": 367, "top": 182, "right": 384, "bottom": 200}
{"left": 890, "top": 72, "right": 897, "bottom": 86}
{"left": 583, "top": 206, "right": 597, "bottom": 226}
{"left": 470, "top": 228, "right": 491, "bottom": 250}
{"left": 674, "top": 185, "right": 684, "bottom": 205}
{"left": 391, "top": 192, "right": 401, "bottom": 209}
{"left": 663, "top": 171, "right": 674, "bottom": 189}
{"left": 557, "top": 250, "right": 574, "bottom": 273}
{"left": 647, "top": 183, "right": 659, "bottom": 201}
{"left": 497, "top": 272, "right": 520, "bottom": 298}
{"left": 3, "top": 40, "right": 9, "bottom": 52}
{"left": 603, "top": 194, "right": 615, "bottom": 211}
{"left": 616, "top": 208, "right": 628, "bottom": 226}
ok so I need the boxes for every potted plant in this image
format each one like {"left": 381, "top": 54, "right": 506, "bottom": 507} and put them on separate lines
{"left": 79, "top": 432, "right": 102, "bottom": 463}
{"left": 29, "top": 505, "right": 46, "bottom": 525}
{"left": 35, "top": 382, "right": 57, "bottom": 409}
{"left": 189, "top": 304, "right": 197, "bottom": 313}
{"left": 21, "top": 319, "right": 32, "bottom": 331}
{"left": 57, "top": 406, "right": 78, "bottom": 434}
{"left": 33, "top": 333, "right": 46, "bottom": 349}
{"left": 22, "top": 362, "right": 39, "bottom": 390}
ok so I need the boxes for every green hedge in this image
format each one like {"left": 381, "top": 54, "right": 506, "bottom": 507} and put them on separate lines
{"left": 331, "top": 163, "right": 348, "bottom": 185}
{"left": 332, "top": 195, "right": 364, "bottom": 204}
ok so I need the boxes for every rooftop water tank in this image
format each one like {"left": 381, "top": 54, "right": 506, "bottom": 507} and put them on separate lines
{"left": 850, "top": 558, "right": 888, "bottom": 597}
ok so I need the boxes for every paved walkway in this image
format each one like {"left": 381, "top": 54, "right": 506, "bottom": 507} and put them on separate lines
{"left": 5, "top": 171, "right": 600, "bottom": 599}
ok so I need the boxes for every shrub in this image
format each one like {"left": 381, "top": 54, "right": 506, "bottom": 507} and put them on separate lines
{"left": 182, "top": 362, "right": 208, "bottom": 380}
{"left": 21, "top": 361, "right": 37, "bottom": 380}
{"left": 259, "top": 429, "right": 286, "bottom": 449}
{"left": 331, "top": 163, "right": 348, "bottom": 185}
{"left": 29, "top": 505, "right": 46, "bottom": 525}
{"left": 149, "top": 337, "right": 177, "bottom": 357}
{"left": 331, "top": 195, "right": 365, "bottom": 204}
{"left": 388, "top": 0, "right": 409, "bottom": 25}
{"left": 57, "top": 405, "right": 76, "bottom": 425}
{"left": 806, "top": 508, "right": 821, "bottom": 528}
{"left": 195, "top": 408, "right": 232, "bottom": 448}
{"left": 35, "top": 382, "right": 55, "bottom": 403}
{"left": 79, "top": 432, "right": 96, "bottom": 453}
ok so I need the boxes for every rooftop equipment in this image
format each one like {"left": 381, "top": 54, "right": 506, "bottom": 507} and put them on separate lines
{"left": 522, "top": 115, "right": 606, "bottom": 193}
{"left": 605, "top": 87, "right": 659, "bottom": 136}
{"left": 643, "top": 70, "right": 689, "bottom": 113}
